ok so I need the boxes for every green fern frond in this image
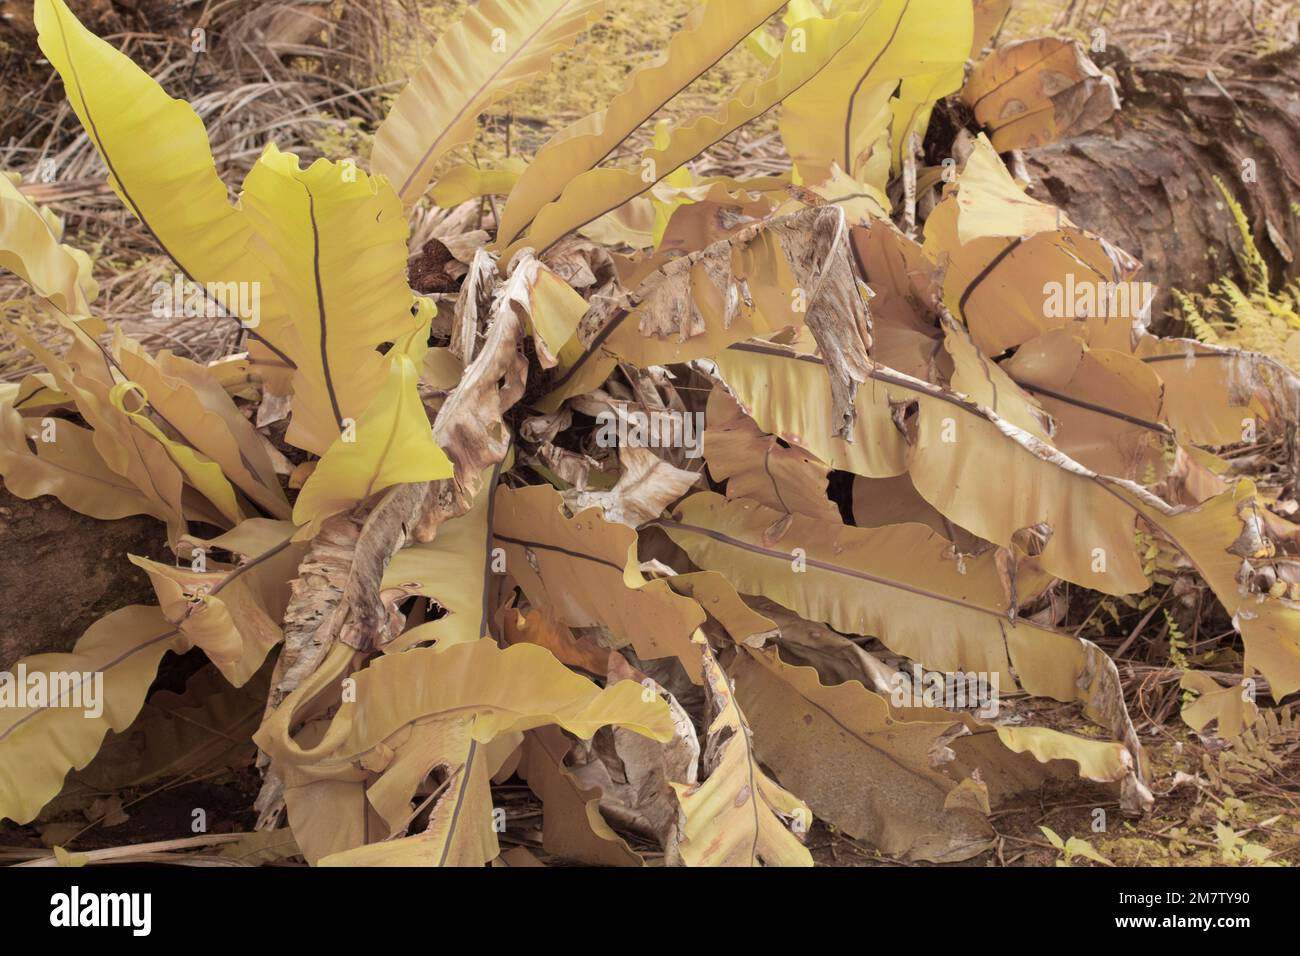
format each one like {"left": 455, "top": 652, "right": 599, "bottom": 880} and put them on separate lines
{"left": 1173, "top": 184, "right": 1299, "bottom": 369}
{"left": 1165, "top": 609, "right": 1189, "bottom": 670}
{"left": 1214, "top": 177, "right": 1270, "bottom": 294}
{"left": 1174, "top": 289, "right": 1220, "bottom": 344}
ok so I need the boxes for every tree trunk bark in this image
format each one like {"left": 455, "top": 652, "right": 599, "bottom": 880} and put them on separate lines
{"left": 0, "top": 484, "right": 169, "bottom": 669}
{"left": 1020, "top": 46, "right": 1300, "bottom": 324}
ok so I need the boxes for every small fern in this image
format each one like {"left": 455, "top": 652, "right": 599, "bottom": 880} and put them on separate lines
{"left": 1174, "top": 178, "right": 1300, "bottom": 367}
{"left": 1202, "top": 706, "right": 1300, "bottom": 796}
{"left": 1166, "top": 609, "right": 1189, "bottom": 670}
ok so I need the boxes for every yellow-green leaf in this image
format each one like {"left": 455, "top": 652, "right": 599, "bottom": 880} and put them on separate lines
{"left": 242, "top": 145, "right": 419, "bottom": 456}
{"left": 0, "top": 606, "right": 178, "bottom": 824}
{"left": 0, "top": 171, "right": 95, "bottom": 314}
{"left": 430, "top": 157, "right": 527, "bottom": 208}
{"left": 495, "top": 0, "right": 790, "bottom": 248}
{"left": 504, "top": 3, "right": 883, "bottom": 259}
{"left": 0, "top": 403, "right": 158, "bottom": 521}
{"left": 779, "top": 0, "right": 972, "bottom": 188}
{"left": 372, "top": 0, "right": 606, "bottom": 207}
{"left": 34, "top": 0, "right": 277, "bottom": 343}
{"left": 293, "top": 355, "right": 454, "bottom": 536}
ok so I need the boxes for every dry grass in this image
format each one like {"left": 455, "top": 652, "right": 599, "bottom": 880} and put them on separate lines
{"left": 1011, "top": 0, "right": 1298, "bottom": 70}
